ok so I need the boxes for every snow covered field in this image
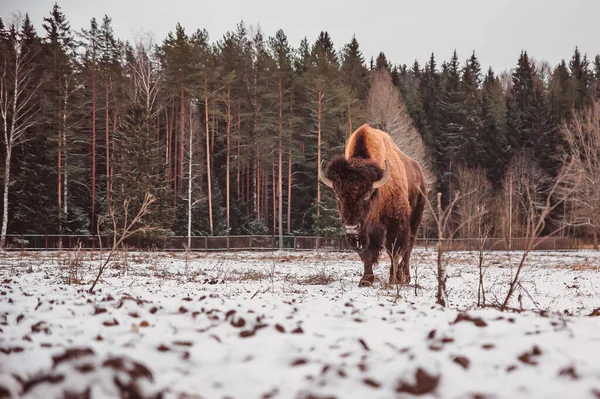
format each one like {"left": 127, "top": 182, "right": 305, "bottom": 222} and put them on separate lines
{"left": 1, "top": 248, "right": 600, "bottom": 398}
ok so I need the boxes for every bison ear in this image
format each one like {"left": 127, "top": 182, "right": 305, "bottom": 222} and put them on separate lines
{"left": 372, "top": 160, "right": 390, "bottom": 188}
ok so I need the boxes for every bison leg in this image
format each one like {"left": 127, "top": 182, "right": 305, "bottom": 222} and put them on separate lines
{"left": 399, "top": 192, "right": 427, "bottom": 285}
{"left": 358, "top": 232, "right": 383, "bottom": 287}
{"left": 386, "top": 217, "right": 411, "bottom": 285}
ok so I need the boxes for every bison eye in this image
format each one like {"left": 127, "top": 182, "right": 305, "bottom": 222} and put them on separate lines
{"left": 364, "top": 195, "right": 370, "bottom": 201}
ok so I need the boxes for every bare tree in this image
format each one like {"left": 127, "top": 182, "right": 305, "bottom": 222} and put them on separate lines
{"left": 561, "top": 100, "right": 600, "bottom": 249}
{"left": 500, "top": 158, "right": 580, "bottom": 310}
{"left": 366, "top": 68, "right": 429, "bottom": 169}
{"left": 130, "top": 31, "right": 162, "bottom": 117}
{"left": 0, "top": 15, "right": 41, "bottom": 249}
{"left": 455, "top": 165, "right": 492, "bottom": 238}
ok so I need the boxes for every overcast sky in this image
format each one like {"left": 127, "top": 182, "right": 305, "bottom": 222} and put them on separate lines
{"left": 3, "top": 0, "right": 599, "bottom": 73}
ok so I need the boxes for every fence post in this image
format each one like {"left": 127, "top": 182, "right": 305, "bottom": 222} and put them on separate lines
{"left": 249, "top": 235, "right": 252, "bottom": 251}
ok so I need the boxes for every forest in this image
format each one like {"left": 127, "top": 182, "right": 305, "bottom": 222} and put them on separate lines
{"left": 1, "top": 4, "right": 600, "bottom": 247}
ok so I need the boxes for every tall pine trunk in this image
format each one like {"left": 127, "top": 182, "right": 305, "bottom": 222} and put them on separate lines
{"left": 226, "top": 88, "right": 231, "bottom": 236}
{"left": 180, "top": 81, "right": 185, "bottom": 198}
{"left": 278, "top": 78, "right": 284, "bottom": 249}
{"left": 91, "top": 58, "right": 97, "bottom": 229}
{"left": 287, "top": 98, "right": 293, "bottom": 234}
{"left": 316, "top": 88, "right": 323, "bottom": 218}
{"left": 57, "top": 80, "right": 63, "bottom": 238}
{"left": 204, "top": 72, "right": 214, "bottom": 235}
{"left": 105, "top": 73, "right": 110, "bottom": 204}
{"left": 187, "top": 101, "right": 193, "bottom": 249}
{"left": 272, "top": 161, "right": 276, "bottom": 238}
{"left": 62, "top": 83, "right": 69, "bottom": 232}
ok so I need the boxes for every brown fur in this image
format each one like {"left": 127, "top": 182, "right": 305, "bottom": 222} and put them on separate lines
{"left": 324, "top": 123, "right": 428, "bottom": 286}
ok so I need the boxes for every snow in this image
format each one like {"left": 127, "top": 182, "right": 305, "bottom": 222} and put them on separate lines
{"left": 1, "top": 248, "right": 600, "bottom": 398}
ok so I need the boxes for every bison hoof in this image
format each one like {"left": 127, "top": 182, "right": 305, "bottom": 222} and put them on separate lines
{"left": 359, "top": 275, "right": 374, "bottom": 287}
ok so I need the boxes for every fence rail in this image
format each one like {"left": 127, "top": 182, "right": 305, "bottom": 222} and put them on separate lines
{"left": 0, "top": 234, "right": 595, "bottom": 252}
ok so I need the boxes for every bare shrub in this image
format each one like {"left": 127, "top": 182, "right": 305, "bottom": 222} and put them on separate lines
{"left": 561, "top": 100, "right": 600, "bottom": 249}
{"left": 89, "top": 193, "right": 157, "bottom": 293}
{"left": 500, "top": 159, "right": 580, "bottom": 310}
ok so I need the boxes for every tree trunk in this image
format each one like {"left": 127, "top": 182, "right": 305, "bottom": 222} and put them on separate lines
{"left": 257, "top": 164, "right": 261, "bottom": 222}
{"left": 62, "top": 84, "right": 69, "bottom": 230}
{"left": 1, "top": 149, "right": 11, "bottom": 249}
{"left": 278, "top": 78, "right": 284, "bottom": 249}
{"left": 91, "top": 60, "right": 96, "bottom": 230}
{"left": 180, "top": 81, "right": 185, "bottom": 198}
{"left": 347, "top": 103, "right": 352, "bottom": 139}
{"left": 112, "top": 107, "right": 117, "bottom": 194}
{"left": 105, "top": 74, "right": 110, "bottom": 204}
{"left": 317, "top": 88, "right": 323, "bottom": 218}
{"left": 226, "top": 88, "right": 231, "bottom": 235}
{"left": 204, "top": 73, "right": 213, "bottom": 235}
{"left": 594, "top": 230, "right": 598, "bottom": 251}
{"left": 272, "top": 161, "right": 276, "bottom": 237}
{"left": 58, "top": 88, "right": 62, "bottom": 237}
{"left": 187, "top": 101, "right": 193, "bottom": 249}
{"left": 288, "top": 97, "right": 293, "bottom": 234}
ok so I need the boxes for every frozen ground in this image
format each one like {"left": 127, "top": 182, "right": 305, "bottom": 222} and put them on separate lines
{"left": 1, "top": 248, "right": 600, "bottom": 398}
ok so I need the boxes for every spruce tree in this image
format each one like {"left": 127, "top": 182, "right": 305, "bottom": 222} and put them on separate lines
{"left": 549, "top": 60, "right": 572, "bottom": 123}
{"left": 481, "top": 68, "right": 508, "bottom": 187}
{"left": 460, "top": 51, "right": 483, "bottom": 168}
{"left": 340, "top": 35, "right": 369, "bottom": 101}
{"left": 111, "top": 103, "right": 173, "bottom": 238}
{"left": 568, "top": 47, "right": 591, "bottom": 111}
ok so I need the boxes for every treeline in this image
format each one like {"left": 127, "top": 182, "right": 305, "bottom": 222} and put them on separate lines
{"left": 1, "top": 5, "right": 599, "bottom": 245}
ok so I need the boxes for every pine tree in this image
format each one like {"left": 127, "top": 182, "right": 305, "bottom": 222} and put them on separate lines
{"left": 340, "top": 35, "right": 369, "bottom": 102}
{"left": 41, "top": 3, "right": 77, "bottom": 236}
{"left": 79, "top": 17, "right": 101, "bottom": 231}
{"left": 375, "top": 51, "right": 391, "bottom": 73}
{"left": 507, "top": 51, "right": 535, "bottom": 153}
{"left": 481, "top": 68, "right": 508, "bottom": 187}
{"left": 549, "top": 60, "right": 572, "bottom": 123}
{"left": 435, "top": 50, "right": 465, "bottom": 195}
{"left": 460, "top": 51, "right": 483, "bottom": 168}
{"left": 568, "top": 47, "right": 591, "bottom": 111}
{"left": 111, "top": 103, "right": 173, "bottom": 237}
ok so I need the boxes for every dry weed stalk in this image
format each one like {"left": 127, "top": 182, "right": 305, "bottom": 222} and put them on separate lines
{"left": 421, "top": 188, "right": 483, "bottom": 307}
{"left": 89, "top": 193, "right": 156, "bottom": 293}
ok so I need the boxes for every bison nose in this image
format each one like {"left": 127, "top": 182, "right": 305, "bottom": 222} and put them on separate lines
{"left": 344, "top": 223, "right": 360, "bottom": 235}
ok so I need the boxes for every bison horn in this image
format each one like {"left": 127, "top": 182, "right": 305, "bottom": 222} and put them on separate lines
{"left": 372, "top": 160, "right": 390, "bottom": 188}
{"left": 318, "top": 160, "right": 334, "bottom": 188}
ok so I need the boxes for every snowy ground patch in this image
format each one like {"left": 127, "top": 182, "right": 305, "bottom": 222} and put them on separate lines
{"left": 1, "top": 249, "right": 600, "bottom": 398}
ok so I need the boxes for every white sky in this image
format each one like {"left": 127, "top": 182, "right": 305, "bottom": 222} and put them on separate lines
{"left": 3, "top": 0, "right": 599, "bottom": 73}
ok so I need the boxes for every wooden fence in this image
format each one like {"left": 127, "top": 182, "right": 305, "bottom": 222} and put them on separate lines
{"left": 0, "top": 234, "right": 595, "bottom": 252}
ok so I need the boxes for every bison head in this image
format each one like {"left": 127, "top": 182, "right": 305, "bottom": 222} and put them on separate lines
{"left": 319, "top": 156, "right": 390, "bottom": 252}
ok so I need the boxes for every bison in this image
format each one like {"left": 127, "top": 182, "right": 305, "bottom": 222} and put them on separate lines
{"left": 319, "top": 123, "right": 428, "bottom": 287}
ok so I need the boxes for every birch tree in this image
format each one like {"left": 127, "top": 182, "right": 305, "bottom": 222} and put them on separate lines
{"left": 0, "top": 15, "right": 41, "bottom": 248}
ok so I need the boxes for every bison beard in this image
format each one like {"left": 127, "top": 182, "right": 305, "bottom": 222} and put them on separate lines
{"left": 319, "top": 124, "right": 427, "bottom": 287}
